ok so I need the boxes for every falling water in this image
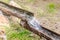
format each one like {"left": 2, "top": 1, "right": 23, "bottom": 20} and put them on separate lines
{"left": 0, "top": 2, "right": 60, "bottom": 40}
{"left": 28, "top": 18, "right": 42, "bottom": 30}
{"left": 27, "top": 17, "right": 60, "bottom": 40}
{"left": 0, "top": 10, "right": 3, "bottom": 15}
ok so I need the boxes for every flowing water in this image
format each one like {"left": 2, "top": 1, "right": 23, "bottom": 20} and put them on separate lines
{"left": 0, "top": 1, "right": 60, "bottom": 40}
{"left": 28, "top": 17, "right": 60, "bottom": 40}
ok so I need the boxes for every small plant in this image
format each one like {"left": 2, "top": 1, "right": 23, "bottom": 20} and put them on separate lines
{"left": 47, "top": 3, "right": 56, "bottom": 13}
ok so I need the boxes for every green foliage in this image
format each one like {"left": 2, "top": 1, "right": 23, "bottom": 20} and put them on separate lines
{"left": 0, "top": 0, "right": 10, "bottom": 3}
{"left": 6, "top": 22, "right": 40, "bottom": 40}
{"left": 47, "top": 3, "right": 56, "bottom": 13}
{"left": 7, "top": 28, "right": 40, "bottom": 40}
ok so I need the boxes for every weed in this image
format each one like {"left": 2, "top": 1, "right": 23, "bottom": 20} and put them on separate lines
{"left": 47, "top": 3, "right": 56, "bottom": 13}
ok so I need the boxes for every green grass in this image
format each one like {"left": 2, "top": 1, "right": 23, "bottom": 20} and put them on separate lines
{"left": 7, "top": 28, "right": 40, "bottom": 40}
{"left": 0, "top": 0, "right": 10, "bottom": 3}
{"left": 6, "top": 22, "right": 40, "bottom": 40}
{"left": 7, "top": 30, "right": 31, "bottom": 40}
{"left": 47, "top": 3, "right": 56, "bottom": 13}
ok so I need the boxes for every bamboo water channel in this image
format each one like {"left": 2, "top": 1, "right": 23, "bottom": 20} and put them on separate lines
{"left": 0, "top": 1, "right": 60, "bottom": 40}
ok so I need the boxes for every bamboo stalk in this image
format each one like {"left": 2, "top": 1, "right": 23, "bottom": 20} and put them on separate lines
{"left": 0, "top": 1, "right": 60, "bottom": 40}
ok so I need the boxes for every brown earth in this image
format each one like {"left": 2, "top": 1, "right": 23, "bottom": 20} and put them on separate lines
{"left": 0, "top": 10, "right": 10, "bottom": 32}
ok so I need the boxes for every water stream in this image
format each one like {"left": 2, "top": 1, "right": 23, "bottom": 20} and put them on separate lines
{"left": 0, "top": 1, "right": 60, "bottom": 40}
{"left": 28, "top": 17, "right": 60, "bottom": 40}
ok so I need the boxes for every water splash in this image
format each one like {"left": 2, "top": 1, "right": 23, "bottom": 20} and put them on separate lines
{"left": 0, "top": 10, "right": 3, "bottom": 15}
{"left": 0, "top": 2, "right": 60, "bottom": 40}
{"left": 28, "top": 17, "right": 60, "bottom": 40}
{"left": 28, "top": 18, "right": 42, "bottom": 30}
